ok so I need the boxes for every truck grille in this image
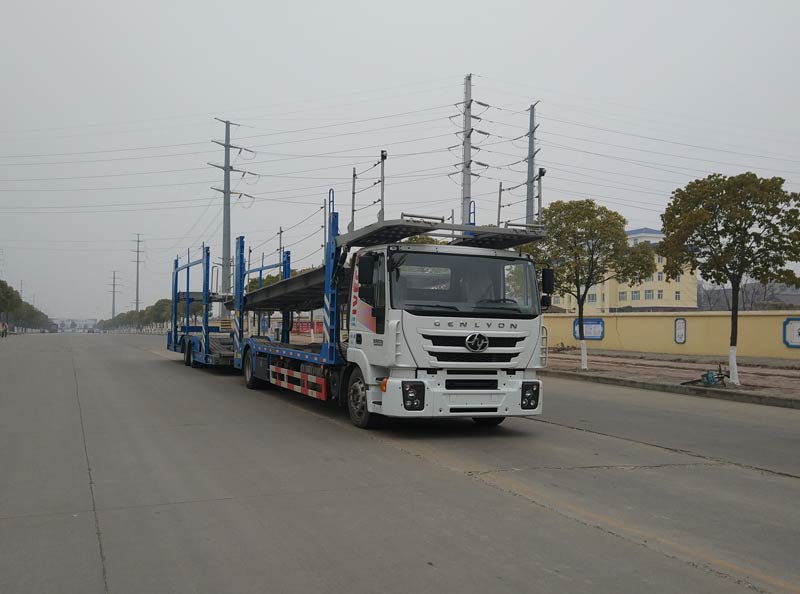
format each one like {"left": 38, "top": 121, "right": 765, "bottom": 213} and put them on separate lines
{"left": 431, "top": 352, "right": 516, "bottom": 363}
{"left": 422, "top": 334, "right": 524, "bottom": 348}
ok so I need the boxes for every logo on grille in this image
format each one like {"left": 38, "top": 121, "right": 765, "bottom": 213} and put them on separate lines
{"left": 465, "top": 332, "right": 489, "bottom": 353}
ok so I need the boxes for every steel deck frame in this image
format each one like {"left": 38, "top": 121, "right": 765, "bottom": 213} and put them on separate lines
{"left": 167, "top": 244, "right": 232, "bottom": 366}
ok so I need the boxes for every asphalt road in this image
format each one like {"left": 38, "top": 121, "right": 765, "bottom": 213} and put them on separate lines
{"left": 1, "top": 333, "right": 798, "bottom": 594}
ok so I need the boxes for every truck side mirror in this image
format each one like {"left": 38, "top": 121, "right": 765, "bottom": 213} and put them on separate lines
{"left": 540, "top": 294, "right": 552, "bottom": 308}
{"left": 358, "top": 285, "right": 375, "bottom": 303}
{"left": 541, "top": 268, "right": 555, "bottom": 294}
{"left": 357, "top": 254, "right": 375, "bottom": 283}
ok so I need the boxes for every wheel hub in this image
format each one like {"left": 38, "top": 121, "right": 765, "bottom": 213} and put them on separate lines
{"left": 349, "top": 380, "right": 367, "bottom": 418}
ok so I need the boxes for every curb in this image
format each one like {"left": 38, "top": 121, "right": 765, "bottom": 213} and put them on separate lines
{"left": 538, "top": 369, "right": 800, "bottom": 410}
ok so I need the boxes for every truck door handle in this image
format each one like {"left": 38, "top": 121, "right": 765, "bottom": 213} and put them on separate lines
{"left": 355, "top": 333, "right": 362, "bottom": 345}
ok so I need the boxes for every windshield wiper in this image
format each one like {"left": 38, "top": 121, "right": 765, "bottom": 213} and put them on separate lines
{"left": 474, "top": 303, "right": 522, "bottom": 312}
{"left": 477, "top": 298, "right": 518, "bottom": 304}
{"left": 405, "top": 303, "right": 460, "bottom": 311}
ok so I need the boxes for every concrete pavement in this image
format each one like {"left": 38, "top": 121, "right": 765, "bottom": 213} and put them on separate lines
{"left": 1, "top": 333, "right": 798, "bottom": 594}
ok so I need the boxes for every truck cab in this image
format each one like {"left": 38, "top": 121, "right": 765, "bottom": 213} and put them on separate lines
{"left": 346, "top": 242, "right": 545, "bottom": 426}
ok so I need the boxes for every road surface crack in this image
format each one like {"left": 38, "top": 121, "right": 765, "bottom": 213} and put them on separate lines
{"left": 72, "top": 354, "right": 110, "bottom": 594}
{"left": 465, "top": 461, "right": 726, "bottom": 476}
{"left": 527, "top": 417, "right": 800, "bottom": 481}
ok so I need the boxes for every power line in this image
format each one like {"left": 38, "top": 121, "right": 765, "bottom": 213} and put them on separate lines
{"left": 0, "top": 76, "right": 461, "bottom": 136}
{"left": 540, "top": 131, "right": 800, "bottom": 175}
{"left": 234, "top": 105, "right": 453, "bottom": 140}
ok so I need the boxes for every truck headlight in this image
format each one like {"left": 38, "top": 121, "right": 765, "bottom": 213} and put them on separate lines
{"left": 521, "top": 382, "right": 540, "bottom": 410}
{"left": 402, "top": 381, "right": 425, "bottom": 411}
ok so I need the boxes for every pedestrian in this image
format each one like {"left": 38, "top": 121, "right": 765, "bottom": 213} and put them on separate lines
{"left": 1, "top": 322, "right": 7, "bottom": 338}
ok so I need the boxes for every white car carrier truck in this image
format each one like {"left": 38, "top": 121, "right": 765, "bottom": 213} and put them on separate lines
{"left": 170, "top": 192, "right": 553, "bottom": 428}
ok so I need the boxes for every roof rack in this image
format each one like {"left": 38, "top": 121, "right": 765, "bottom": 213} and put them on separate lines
{"left": 336, "top": 216, "right": 544, "bottom": 250}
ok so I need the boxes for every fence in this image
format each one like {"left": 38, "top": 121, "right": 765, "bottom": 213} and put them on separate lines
{"left": 545, "top": 310, "right": 800, "bottom": 360}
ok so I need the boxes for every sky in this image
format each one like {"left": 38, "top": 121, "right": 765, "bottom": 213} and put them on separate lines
{"left": 1, "top": 0, "right": 798, "bottom": 319}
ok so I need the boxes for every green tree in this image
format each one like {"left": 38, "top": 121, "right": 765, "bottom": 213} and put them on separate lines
{"left": 0, "top": 279, "right": 23, "bottom": 321}
{"left": 524, "top": 200, "right": 655, "bottom": 369}
{"left": 660, "top": 172, "right": 800, "bottom": 384}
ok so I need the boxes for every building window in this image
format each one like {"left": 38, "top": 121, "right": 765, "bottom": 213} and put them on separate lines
{"left": 553, "top": 296, "right": 560, "bottom": 305}
{"left": 657, "top": 289, "right": 663, "bottom": 300}
{"left": 631, "top": 291, "right": 640, "bottom": 301}
{"left": 675, "top": 274, "right": 681, "bottom": 283}
{"left": 587, "top": 293, "right": 597, "bottom": 304}
{"left": 601, "top": 293, "right": 605, "bottom": 302}
{"left": 633, "top": 238, "right": 639, "bottom": 245}
{"left": 645, "top": 289, "right": 653, "bottom": 300}
{"left": 645, "top": 275, "right": 653, "bottom": 282}
{"left": 657, "top": 256, "right": 663, "bottom": 264}
{"left": 675, "top": 291, "right": 681, "bottom": 301}
{"left": 619, "top": 291, "right": 627, "bottom": 301}
{"left": 658, "top": 272, "right": 664, "bottom": 281}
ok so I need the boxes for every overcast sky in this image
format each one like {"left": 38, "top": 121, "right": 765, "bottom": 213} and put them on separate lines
{"left": 1, "top": 0, "right": 798, "bottom": 319}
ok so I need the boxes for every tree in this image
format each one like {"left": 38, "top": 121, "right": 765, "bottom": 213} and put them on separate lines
{"left": 0, "top": 279, "right": 22, "bottom": 321}
{"left": 660, "top": 172, "right": 800, "bottom": 384}
{"left": 524, "top": 200, "right": 655, "bottom": 369}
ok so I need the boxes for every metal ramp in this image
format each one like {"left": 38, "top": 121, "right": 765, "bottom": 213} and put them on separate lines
{"left": 242, "top": 266, "right": 352, "bottom": 312}
{"left": 336, "top": 218, "right": 544, "bottom": 250}
{"left": 208, "top": 334, "right": 234, "bottom": 357}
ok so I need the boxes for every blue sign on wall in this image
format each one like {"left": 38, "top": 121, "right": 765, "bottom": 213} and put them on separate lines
{"left": 573, "top": 317, "right": 604, "bottom": 340}
{"left": 783, "top": 317, "right": 800, "bottom": 348}
{"left": 674, "top": 318, "right": 687, "bottom": 344}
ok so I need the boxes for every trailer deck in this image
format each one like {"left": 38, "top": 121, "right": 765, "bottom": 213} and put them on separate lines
{"left": 242, "top": 266, "right": 352, "bottom": 312}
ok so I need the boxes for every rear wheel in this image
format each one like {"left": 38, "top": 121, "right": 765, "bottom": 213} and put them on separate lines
{"left": 347, "top": 368, "right": 379, "bottom": 429}
{"left": 243, "top": 350, "right": 266, "bottom": 389}
{"left": 473, "top": 416, "right": 505, "bottom": 427}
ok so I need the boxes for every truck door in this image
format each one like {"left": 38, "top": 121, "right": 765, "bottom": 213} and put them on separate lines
{"left": 350, "top": 252, "right": 387, "bottom": 364}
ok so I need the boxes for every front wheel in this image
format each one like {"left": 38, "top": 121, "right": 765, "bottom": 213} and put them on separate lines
{"left": 347, "top": 368, "right": 380, "bottom": 429}
{"left": 473, "top": 416, "right": 505, "bottom": 427}
{"left": 243, "top": 350, "right": 266, "bottom": 389}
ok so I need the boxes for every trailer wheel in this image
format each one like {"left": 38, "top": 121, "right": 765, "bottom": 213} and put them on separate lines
{"left": 347, "top": 368, "right": 379, "bottom": 429}
{"left": 472, "top": 416, "right": 505, "bottom": 427}
{"left": 243, "top": 350, "right": 265, "bottom": 389}
{"left": 183, "top": 340, "right": 192, "bottom": 366}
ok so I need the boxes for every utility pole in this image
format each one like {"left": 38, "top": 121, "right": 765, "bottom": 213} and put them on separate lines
{"left": 378, "top": 149, "right": 387, "bottom": 222}
{"left": 349, "top": 167, "right": 357, "bottom": 232}
{"left": 537, "top": 167, "right": 546, "bottom": 223}
{"left": 525, "top": 101, "right": 540, "bottom": 225}
{"left": 132, "top": 233, "right": 142, "bottom": 313}
{"left": 496, "top": 182, "right": 503, "bottom": 226}
{"left": 461, "top": 74, "right": 473, "bottom": 225}
{"left": 109, "top": 270, "right": 121, "bottom": 319}
{"left": 211, "top": 118, "right": 254, "bottom": 309}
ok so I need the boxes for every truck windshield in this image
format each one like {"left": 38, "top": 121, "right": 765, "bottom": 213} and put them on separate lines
{"left": 388, "top": 251, "right": 540, "bottom": 318}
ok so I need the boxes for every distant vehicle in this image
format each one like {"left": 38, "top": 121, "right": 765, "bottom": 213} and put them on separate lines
{"left": 48, "top": 323, "right": 59, "bottom": 333}
{"left": 87, "top": 328, "right": 95, "bottom": 334}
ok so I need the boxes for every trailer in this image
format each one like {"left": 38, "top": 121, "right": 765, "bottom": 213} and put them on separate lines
{"left": 224, "top": 192, "right": 553, "bottom": 428}
{"left": 166, "top": 245, "right": 236, "bottom": 368}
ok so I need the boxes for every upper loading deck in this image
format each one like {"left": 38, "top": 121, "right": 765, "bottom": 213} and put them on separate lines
{"left": 240, "top": 217, "right": 544, "bottom": 314}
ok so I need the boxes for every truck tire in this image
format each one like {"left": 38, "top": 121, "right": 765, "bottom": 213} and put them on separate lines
{"left": 473, "top": 416, "right": 505, "bottom": 427}
{"left": 347, "top": 368, "right": 379, "bottom": 429}
{"left": 183, "top": 340, "right": 192, "bottom": 366}
{"left": 243, "top": 350, "right": 266, "bottom": 389}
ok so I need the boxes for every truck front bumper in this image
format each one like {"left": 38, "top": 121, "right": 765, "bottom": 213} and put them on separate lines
{"left": 369, "top": 373, "right": 542, "bottom": 418}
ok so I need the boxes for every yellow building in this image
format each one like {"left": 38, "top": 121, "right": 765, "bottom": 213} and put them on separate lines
{"left": 552, "top": 227, "right": 698, "bottom": 314}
